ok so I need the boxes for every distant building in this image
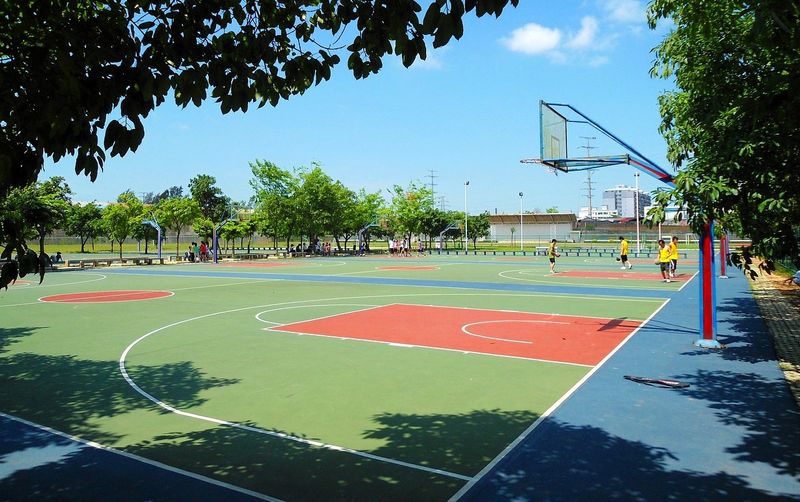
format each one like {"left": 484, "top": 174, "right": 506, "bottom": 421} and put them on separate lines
{"left": 488, "top": 213, "right": 577, "bottom": 242}
{"left": 602, "top": 185, "right": 651, "bottom": 218}
{"left": 578, "top": 205, "right": 619, "bottom": 220}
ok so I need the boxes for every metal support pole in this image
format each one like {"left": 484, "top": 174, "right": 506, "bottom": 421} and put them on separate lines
{"left": 519, "top": 192, "right": 524, "bottom": 252}
{"left": 695, "top": 221, "right": 723, "bottom": 348}
{"left": 634, "top": 172, "right": 641, "bottom": 254}
{"left": 719, "top": 232, "right": 729, "bottom": 279}
{"left": 464, "top": 181, "right": 469, "bottom": 252}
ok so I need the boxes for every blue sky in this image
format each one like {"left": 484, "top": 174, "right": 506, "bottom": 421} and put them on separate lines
{"left": 46, "top": 0, "right": 675, "bottom": 216}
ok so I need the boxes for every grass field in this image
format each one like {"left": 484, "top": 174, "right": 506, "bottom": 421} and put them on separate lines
{"left": 0, "top": 253, "right": 695, "bottom": 500}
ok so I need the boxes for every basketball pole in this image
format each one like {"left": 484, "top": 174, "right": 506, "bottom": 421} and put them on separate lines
{"left": 695, "top": 222, "right": 723, "bottom": 348}
{"left": 519, "top": 192, "right": 524, "bottom": 252}
{"left": 529, "top": 101, "right": 724, "bottom": 350}
{"left": 464, "top": 181, "right": 469, "bottom": 252}
{"left": 719, "top": 231, "right": 729, "bottom": 279}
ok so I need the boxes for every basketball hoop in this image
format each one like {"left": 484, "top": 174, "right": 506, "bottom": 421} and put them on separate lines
{"left": 520, "top": 158, "right": 559, "bottom": 176}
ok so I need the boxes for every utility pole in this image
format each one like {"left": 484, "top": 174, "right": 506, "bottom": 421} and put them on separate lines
{"left": 436, "top": 196, "right": 448, "bottom": 211}
{"left": 427, "top": 170, "right": 438, "bottom": 205}
{"left": 579, "top": 136, "right": 597, "bottom": 219}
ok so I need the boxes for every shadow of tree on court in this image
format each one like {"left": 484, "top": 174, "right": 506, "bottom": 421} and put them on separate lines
{"left": 363, "top": 408, "right": 537, "bottom": 475}
{"left": 0, "top": 351, "right": 238, "bottom": 443}
{"left": 0, "top": 326, "right": 40, "bottom": 354}
{"left": 465, "top": 418, "right": 795, "bottom": 501}
{"left": 673, "top": 369, "right": 800, "bottom": 478}
{"left": 124, "top": 408, "right": 539, "bottom": 501}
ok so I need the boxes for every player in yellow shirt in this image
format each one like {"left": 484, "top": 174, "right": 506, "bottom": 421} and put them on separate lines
{"left": 548, "top": 239, "right": 560, "bottom": 274}
{"left": 655, "top": 239, "right": 672, "bottom": 283}
{"left": 618, "top": 236, "right": 632, "bottom": 270}
{"left": 668, "top": 236, "right": 679, "bottom": 278}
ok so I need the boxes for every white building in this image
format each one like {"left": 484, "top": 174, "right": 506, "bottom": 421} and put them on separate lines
{"left": 488, "top": 213, "right": 577, "bottom": 242}
{"left": 602, "top": 185, "right": 651, "bottom": 218}
{"left": 578, "top": 205, "right": 619, "bottom": 220}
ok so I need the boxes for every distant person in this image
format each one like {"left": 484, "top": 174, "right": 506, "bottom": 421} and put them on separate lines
{"left": 548, "top": 239, "right": 560, "bottom": 274}
{"left": 655, "top": 239, "right": 672, "bottom": 283}
{"left": 669, "top": 236, "right": 680, "bottom": 278}
{"left": 618, "top": 236, "right": 631, "bottom": 270}
{"left": 53, "top": 251, "right": 63, "bottom": 264}
{"left": 783, "top": 270, "right": 800, "bottom": 286}
{"left": 193, "top": 242, "right": 200, "bottom": 262}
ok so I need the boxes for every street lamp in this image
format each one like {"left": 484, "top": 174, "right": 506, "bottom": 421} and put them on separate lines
{"left": 464, "top": 181, "right": 469, "bottom": 251}
{"left": 634, "top": 172, "right": 641, "bottom": 254}
{"left": 519, "top": 192, "right": 524, "bottom": 251}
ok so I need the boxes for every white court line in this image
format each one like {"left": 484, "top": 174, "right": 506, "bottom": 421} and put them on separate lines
{"left": 119, "top": 289, "right": 654, "bottom": 482}
{"left": 391, "top": 302, "right": 647, "bottom": 323}
{"left": 0, "top": 301, "right": 43, "bottom": 308}
{"left": 497, "top": 270, "right": 671, "bottom": 295}
{"left": 448, "top": 297, "right": 672, "bottom": 501}
{"left": 2, "top": 273, "right": 108, "bottom": 291}
{"left": 255, "top": 303, "right": 381, "bottom": 326}
{"left": 0, "top": 411, "right": 280, "bottom": 501}
{"left": 119, "top": 296, "right": 476, "bottom": 482}
{"left": 499, "top": 269, "right": 660, "bottom": 291}
{"left": 39, "top": 290, "right": 174, "bottom": 303}
{"left": 172, "top": 281, "right": 272, "bottom": 292}
{"left": 460, "top": 319, "right": 569, "bottom": 345}
{"left": 678, "top": 270, "right": 700, "bottom": 292}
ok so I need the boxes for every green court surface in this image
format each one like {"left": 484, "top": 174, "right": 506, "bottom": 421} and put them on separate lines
{"left": 0, "top": 254, "right": 683, "bottom": 500}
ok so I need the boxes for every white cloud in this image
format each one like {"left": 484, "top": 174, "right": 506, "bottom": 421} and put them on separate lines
{"left": 500, "top": 23, "right": 562, "bottom": 55}
{"left": 567, "top": 16, "right": 599, "bottom": 49}
{"left": 412, "top": 54, "right": 443, "bottom": 70}
{"left": 600, "top": 0, "right": 645, "bottom": 24}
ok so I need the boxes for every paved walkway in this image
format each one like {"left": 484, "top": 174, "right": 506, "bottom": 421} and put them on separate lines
{"left": 750, "top": 268, "right": 800, "bottom": 408}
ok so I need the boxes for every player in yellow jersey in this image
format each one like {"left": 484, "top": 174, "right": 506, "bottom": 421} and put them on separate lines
{"left": 548, "top": 239, "right": 560, "bottom": 274}
{"left": 618, "top": 236, "right": 632, "bottom": 270}
{"left": 655, "top": 239, "right": 672, "bottom": 282}
{"left": 668, "top": 236, "right": 679, "bottom": 278}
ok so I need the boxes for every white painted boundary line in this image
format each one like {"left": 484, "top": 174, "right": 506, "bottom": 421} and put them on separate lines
{"left": 2, "top": 273, "right": 108, "bottom": 292}
{"left": 391, "top": 302, "right": 655, "bottom": 322}
{"left": 461, "top": 320, "right": 568, "bottom": 345}
{"left": 448, "top": 297, "right": 673, "bottom": 501}
{"left": 0, "top": 301, "right": 43, "bottom": 308}
{"left": 119, "top": 296, "right": 473, "bottom": 482}
{"left": 255, "top": 303, "right": 384, "bottom": 328}
{"left": 39, "top": 290, "right": 175, "bottom": 304}
{"left": 0, "top": 411, "right": 280, "bottom": 501}
{"left": 678, "top": 270, "right": 700, "bottom": 292}
{"left": 500, "top": 269, "right": 661, "bottom": 291}
{"left": 118, "top": 290, "right": 662, "bottom": 483}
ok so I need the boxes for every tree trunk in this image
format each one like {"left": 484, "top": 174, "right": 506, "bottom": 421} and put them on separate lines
{"left": 80, "top": 234, "right": 88, "bottom": 253}
{"left": 175, "top": 230, "right": 181, "bottom": 257}
{"left": 118, "top": 240, "right": 124, "bottom": 260}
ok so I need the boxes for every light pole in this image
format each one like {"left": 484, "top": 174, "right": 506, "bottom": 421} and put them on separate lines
{"left": 634, "top": 172, "right": 641, "bottom": 254}
{"left": 519, "top": 192, "right": 524, "bottom": 251}
{"left": 464, "top": 181, "right": 469, "bottom": 251}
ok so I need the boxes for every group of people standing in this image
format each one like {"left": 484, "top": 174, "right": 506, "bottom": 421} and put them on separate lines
{"left": 186, "top": 241, "right": 211, "bottom": 262}
{"left": 388, "top": 238, "right": 424, "bottom": 257}
{"left": 618, "top": 235, "right": 680, "bottom": 282}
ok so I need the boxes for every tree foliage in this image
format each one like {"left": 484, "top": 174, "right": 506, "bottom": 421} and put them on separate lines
{"left": 155, "top": 197, "right": 201, "bottom": 256}
{"left": 189, "top": 174, "right": 229, "bottom": 222}
{"left": 647, "top": 0, "right": 800, "bottom": 266}
{"left": 1, "top": 0, "right": 518, "bottom": 196}
{"left": 64, "top": 202, "right": 104, "bottom": 253}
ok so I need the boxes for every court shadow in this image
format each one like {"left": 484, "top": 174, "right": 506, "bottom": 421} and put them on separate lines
{"left": 364, "top": 408, "right": 538, "bottom": 474}
{"left": 673, "top": 369, "right": 800, "bottom": 478}
{"left": 678, "top": 292, "right": 779, "bottom": 364}
{"left": 0, "top": 351, "right": 238, "bottom": 443}
{"left": 0, "top": 326, "right": 40, "bottom": 354}
{"left": 597, "top": 318, "right": 628, "bottom": 331}
{"left": 466, "top": 418, "right": 795, "bottom": 500}
{"left": 124, "top": 408, "right": 539, "bottom": 501}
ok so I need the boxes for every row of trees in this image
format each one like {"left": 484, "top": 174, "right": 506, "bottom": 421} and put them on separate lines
{"left": 1, "top": 162, "right": 491, "bottom": 276}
